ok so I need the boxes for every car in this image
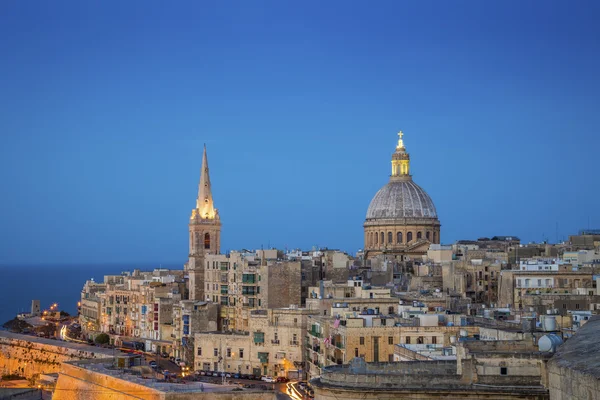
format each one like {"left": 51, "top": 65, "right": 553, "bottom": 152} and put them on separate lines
{"left": 233, "top": 373, "right": 240, "bottom": 379}
{"left": 199, "top": 371, "right": 207, "bottom": 376}
{"left": 149, "top": 361, "right": 157, "bottom": 368}
{"left": 225, "top": 373, "right": 232, "bottom": 378}
{"left": 161, "top": 352, "right": 169, "bottom": 358}
{"left": 276, "top": 377, "right": 289, "bottom": 383}
{"left": 261, "top": 376, "right": 275, "bottom": 383}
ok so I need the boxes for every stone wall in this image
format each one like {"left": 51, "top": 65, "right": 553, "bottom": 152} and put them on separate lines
{"left": 54, "top": 361, "right": 277, "bottom": 400}
{"left": 266, "top": 261, "right": 302, "bottom": 309}
{"left": 0, "top": 333, "right": 112, "bottom": 379}
{"left": 547, "top": 315, "right": 600, "bottom": 400}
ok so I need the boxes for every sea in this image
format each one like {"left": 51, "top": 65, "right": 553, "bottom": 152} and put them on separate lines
{"left": 0, "top": 263, "right": 182, "bottom": 326}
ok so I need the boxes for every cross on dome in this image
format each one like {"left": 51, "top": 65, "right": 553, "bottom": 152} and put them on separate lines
{"left": 396, "top": 130, "right": 404, "bottom": 149}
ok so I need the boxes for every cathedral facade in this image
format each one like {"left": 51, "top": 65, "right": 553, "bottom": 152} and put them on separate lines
{"left": 364, "top": 132, "right": 441, "bottom": 259}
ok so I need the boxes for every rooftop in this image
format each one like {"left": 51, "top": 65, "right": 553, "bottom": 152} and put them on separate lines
{"left": 549, "top": 315, "right": 600, "bottom": 378}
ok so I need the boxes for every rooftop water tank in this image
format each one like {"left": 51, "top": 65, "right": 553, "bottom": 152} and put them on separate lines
{"left": 538, "top": 334, "right": 563, "bottom": 352}
{"left": 542, "top": 315, "right": 558, "bottom": 332}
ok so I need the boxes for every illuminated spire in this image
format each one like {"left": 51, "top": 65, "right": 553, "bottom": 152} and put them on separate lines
{"left": 195, "top": 144, "right": 217, "bottom": 219}
{"left": 391, "top": 130, "right": 411, "bottom": 179}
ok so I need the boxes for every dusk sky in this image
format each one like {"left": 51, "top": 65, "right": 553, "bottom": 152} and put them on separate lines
{"left": 1, "top": 1, "right": 599, "bottom": 265}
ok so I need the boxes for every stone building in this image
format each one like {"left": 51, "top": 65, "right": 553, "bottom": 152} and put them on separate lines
{"left": 79, "top": 269, "right": 185, "bottom": 355}
{"left": 363, "top": 131, "right": 441, "bottom": 260}
{"left": 188, "top": 145, "right": 222, "bottom": 302}
{"left": 172, "top": 300, "right": 219, "bottom": 362}
{"left": 193, "top": 307, "right": 316, "bottom": 378}
{"left": 498, "top": 264, "right": 597, "bottom": 312}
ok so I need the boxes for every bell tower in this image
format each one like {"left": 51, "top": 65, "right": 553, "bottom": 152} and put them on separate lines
{"left": 188, "top": 144, "right": 221, "bottom": 300}
{"left": 391, "top": 130, "right": 411, "bottom": 179}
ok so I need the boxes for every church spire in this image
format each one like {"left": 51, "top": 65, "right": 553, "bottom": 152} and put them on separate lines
{"left": 391, "top": 130, "right": 411, "bottom": 179}
{"left": 195, "top": 144, "right": 217, "bottom": 219}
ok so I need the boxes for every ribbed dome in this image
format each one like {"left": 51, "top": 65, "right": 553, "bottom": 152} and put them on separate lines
{"left": 366, "top": 179, "right": 437, "bottom": 220}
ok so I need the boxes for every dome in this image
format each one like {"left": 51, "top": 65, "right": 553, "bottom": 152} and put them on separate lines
{"left": 366, "top": 179, "right": 437, "bottom": 220}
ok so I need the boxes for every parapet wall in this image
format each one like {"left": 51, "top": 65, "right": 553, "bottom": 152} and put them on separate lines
{"left": 0, "top": 333, "right": 111, "bottom": 379}
{"left": 54, "top": 361, "right": 279, "bottom": 400}
{"left": 320, "top": 361, "right": 460, "bottom": 389}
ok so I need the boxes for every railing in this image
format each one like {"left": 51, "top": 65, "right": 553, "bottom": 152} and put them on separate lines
{"left": 289, "top": 341, "right": 299, "bottom": 346}
{"left": 334, "top": 342, "right": 344, "bottom": 349}
{"left": 271, "top": 340, "right": 280, "bottom": 345}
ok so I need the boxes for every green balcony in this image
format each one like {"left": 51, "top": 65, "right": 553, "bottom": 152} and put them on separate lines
{"left": 308, "top": 329, "right": 322, "bottom": 338}
{"left": 258, "top": 352, "right": 269, "bottom": 363}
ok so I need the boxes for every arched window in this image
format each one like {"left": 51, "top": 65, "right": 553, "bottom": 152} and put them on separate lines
{"left": 204, "top": 232, "right": 211, "bottom": 249}
{"left": 388, "top": 232, "right": 392, "bottom": 244}
{"left": 407, "top": 232, "right": 413, "bottom": 242}
{"left": 380, "top": 232, "right": 384, "bottom": 244}
{"left": 375, "top": 232, "right": 378, "bottom": 244}
{"left": 433, "top": 232, "right": 437, "bottom": 243}
{"left": 417, "top": 232, "right": 422, "bottom": 240}
{"left": 426, "top": 231, "right": 430, "bottom": 240}
{"left": 397, "top": 232, "right": 403, "bottom": 244}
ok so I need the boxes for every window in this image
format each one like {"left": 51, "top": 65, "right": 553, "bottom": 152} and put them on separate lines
{"left": 388, "top": 337, "right": 393, "bottom": 345}
{"left": 197, "top": 347, "right": 202, "bottom": 356}
{"left": 239, "top": 348, "right": 244, "bottom": 358}
{"left": 204, "top": 232, "right": 210, "bottom": 249}
{"left": 426, "top": 231, "right": 430, "bottom": 240}
{"left": 406, "top": 337, "right": 411, "bottom": 344}
{"left": 354, "top": 348, "right": 359, "bottom": 357}
{"left": 360, "top": 337, "right": 364, "bottom": 345}
{"left": 407, "top": 232, "right": 413, "bottom": 242}
{"left": 397, "top": 232, "right": 403, "bottom": 243}
{"left": 576, "top": 304, "right": 580, "bottom": 310}
{"left": 500, "top": 367, "right": 508, "bottom": 375}
{"left": 294, "top": 318, "right": 298, "bottom": 326}
{"left": 388, "top": 306, "right": 394, "bottom": 314}
{"left": 433, "top": 232, "right": 436, "bottom": 243}
{"left": 417, "top": 336, "right": 424, "bottom": 344}
{"left": 417, "top": 231, "right": 422, "bottom": 239}
{"left": 375, "top": 233, "right": 378, "bottom": 244}
{"left": 214, "top": 348, "right": 218, "bottom": 356}
{"left": 380, "top": 232, "right": 384, "bottom": 244}
{"left": 226, "top": 348, "right": 231, "bottom": 357}
{"left": 432, "top": 336, "right": 437, "bottom": 344}
{"left": 388, "top": 232, "right": 392, "bottom": 243}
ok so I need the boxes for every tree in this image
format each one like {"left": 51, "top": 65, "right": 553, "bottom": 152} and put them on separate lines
{"left": 95, "top": 333, "right": 110, "bottom": 345}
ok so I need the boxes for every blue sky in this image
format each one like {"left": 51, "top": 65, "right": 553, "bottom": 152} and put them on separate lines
{"left": 1, "top": 1, "right": 599, "bottom": 264}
